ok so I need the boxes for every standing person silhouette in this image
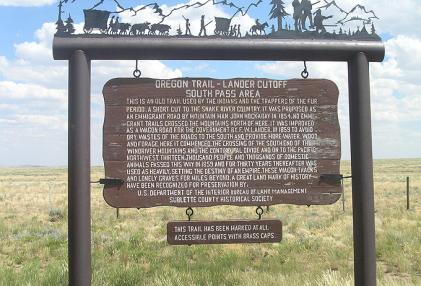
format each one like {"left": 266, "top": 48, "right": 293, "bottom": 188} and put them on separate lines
{"left": 236, "top": 24, "right": 241, "bottom": 37}
{"left": 314, "top": 9, "right": 332, "bottom": 33}
{"left": 108, "top": 16, "right": 115, "bottom": 33}
{"left": 301, "top": 0, "right": 313, "bottom": 30}
{"left": 292, "top": 0, "right": 302, "bottom": 31}
{"left": 183, "top": 16, "right": 192, "bottom": 35}
{"left": 199, "top": 15, "right": 207, "bottom": 36}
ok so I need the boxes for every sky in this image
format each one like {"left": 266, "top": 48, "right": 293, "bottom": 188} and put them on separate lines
{"left": 0, "top": 0, "right": 420, "bottom": 166}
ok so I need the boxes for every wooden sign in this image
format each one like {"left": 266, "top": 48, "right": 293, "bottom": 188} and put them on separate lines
{"left": 167, "top": 220, "right": 282, "bottom": 245}
{"left": 103, "top": 78, "right": 341, "bottom": 208}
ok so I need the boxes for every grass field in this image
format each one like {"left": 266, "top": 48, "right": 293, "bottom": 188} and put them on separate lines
{"left": 0, "top": 159, "right": 420, "bottom": 285}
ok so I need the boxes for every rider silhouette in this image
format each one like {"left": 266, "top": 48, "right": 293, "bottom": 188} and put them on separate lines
{"left": 110, "top": 16, "right": 120, "bottom": 34}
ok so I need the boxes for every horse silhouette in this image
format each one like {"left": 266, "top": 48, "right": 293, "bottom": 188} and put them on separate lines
{"left": 250, "top": 22, "right": 268, "bottom": 36}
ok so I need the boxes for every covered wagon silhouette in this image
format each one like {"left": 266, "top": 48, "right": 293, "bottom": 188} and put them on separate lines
{"left": 214, "top": 17, "right": 231, "bottom": 36}
{"left": 83, "top": 9, "right": 110, "bottom": 34}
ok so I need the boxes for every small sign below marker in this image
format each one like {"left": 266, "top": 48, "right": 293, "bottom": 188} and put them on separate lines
{"left": 167, "top": 220, "right": 282, "bottom": 245}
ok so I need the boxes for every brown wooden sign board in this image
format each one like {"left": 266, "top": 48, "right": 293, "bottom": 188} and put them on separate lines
{"left": 103, "top": 78, "right": 341, "bottom": 208}
{"left": 167, "top": 220, "right": 282, "bottom": 245}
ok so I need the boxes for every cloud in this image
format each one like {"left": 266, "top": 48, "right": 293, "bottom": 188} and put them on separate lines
{"left": 0, "top": 103, "right": 20, "bottom": 111}
{"left": 0, "top": 81, "right": 66, "bottom": 101}
{"left": 370, "top": 35, "right": 421, "bottom": 123}
{"left": 255, "top": 34, "right": 421, "bottom": 159}
{"left": 12, "top": 114, "right": 67, "bottom": 130}
{"left": 0, "top": 0, "right": 55, "bottom": 6}
{"left": 179, "top": 63, "right": 216, "bottom": 73}
{"left": 92, "top": 60, "right": 182, "bottom": 91}
{"left": 0, "top": 23, "right": 66, "bottom": 88}
{"left": 15, "top": 22, "right": 55, "bottom": 62}
{"left": 381, "top": 35, "right": 421, "bottom": 79}
{"left": 0, "top": 19, "right": 183, "bottom": 166}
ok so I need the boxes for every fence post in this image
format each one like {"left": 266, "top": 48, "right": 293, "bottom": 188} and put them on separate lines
{"left": 406, "top": 177, "right": 410, "bottom": 210}
{"left": 342, "top": 179, "right": 345, "bottom": 212}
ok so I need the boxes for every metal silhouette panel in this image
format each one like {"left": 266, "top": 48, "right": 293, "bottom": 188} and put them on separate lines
{"left": 55, "top": 0, "right": 382, "bottom": 41}
{"left": 102, "top": 78, "right": 341, "bottom": 208}
{"left": 167, "top": 220, "right": 283, "bottom": 245}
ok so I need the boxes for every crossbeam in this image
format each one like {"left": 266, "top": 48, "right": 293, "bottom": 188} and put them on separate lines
{"left": 53, "top": 36, "right": 385, "bottom": 62}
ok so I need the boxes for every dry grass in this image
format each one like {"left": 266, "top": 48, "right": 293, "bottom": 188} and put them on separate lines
{"left": 0, "top": 159, "right": 420, "bottom": 285}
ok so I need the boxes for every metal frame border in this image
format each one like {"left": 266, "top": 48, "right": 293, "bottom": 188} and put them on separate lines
{"left": 54, "top": 36, "right": 385, "bottom": 286}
